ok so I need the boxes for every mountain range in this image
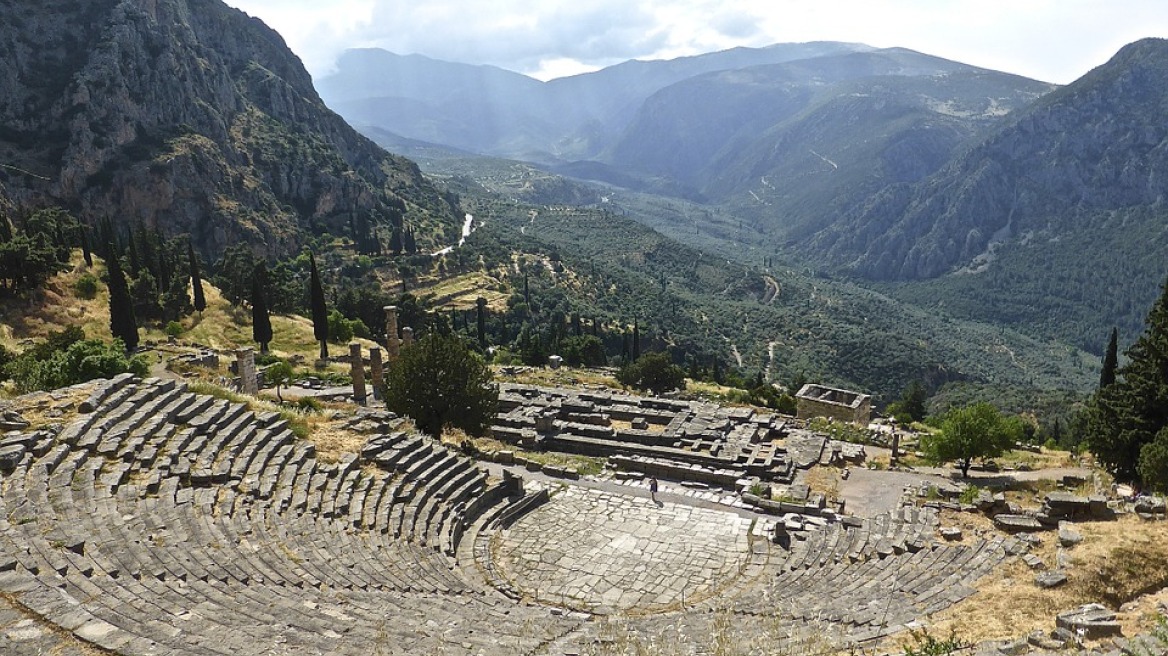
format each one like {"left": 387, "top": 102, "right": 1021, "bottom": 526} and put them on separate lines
{"left": 321, "top": 38, "right": 1168, "bottom": 352}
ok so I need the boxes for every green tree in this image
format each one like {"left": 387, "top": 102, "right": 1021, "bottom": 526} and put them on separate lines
{"left": 560, "top": 334, "right": 607, "bottom": 367}
{"left": 266, "top": 360, "right": 294, "bottom": 402}
{"left": 1137, "top": 428, "right": 1168, "bottom": 493}
{"left": 214, "top": 245, "right": 255, "bottom": 306}
{"left": 1100, "top": 327, "right": 1118, "bottom": 390}
{"left": 632, "top": 319, "right": 641, "bottom": 361}
{"left": 888, "top": 380, "right": 928, "bottom": 423}
{"left": 1083, "top": 280, "right": 1168, "bottom": 487}
{"left": 188, "top": 241, "right": 206, "bottom": 313}
{"left": 327, "top": 309, "right": 355, "bottom": 344}
{"left": 617, "top": 352, "right": 686, "bottom": 395}
{"left": 383, "top": 333, "right": 498, "bottom": 437}
{"left": 309, "top": 251, "right": 329, "bottom": 359}
{"left": 251, "top": 263, "right": 273, "bottom": 353}
{"left": 475, "top": 296, "right": 487, "bottom": 348}
{"left": 902, "top": 380, "right": 928, "bottom": 422}
{"left": 921, "top": 402, "right": 1019, "bottom": 478}
{"left": 106, "top": 249, "right": 139, "bottom": 351}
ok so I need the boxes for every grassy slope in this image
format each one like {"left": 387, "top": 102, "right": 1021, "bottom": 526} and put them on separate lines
{"left": 0, "top": 251, "right": 378, "bottom": 365}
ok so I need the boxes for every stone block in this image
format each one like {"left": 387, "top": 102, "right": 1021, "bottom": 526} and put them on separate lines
{"left": 994, "top": 514, "right": 1046, "bottom": 532}
{"left": 940, "top": 527, "right": 962, "bottom": 541}
{"left": 1134, "top": 496, "right": 1166, "bottom": 515}
{"left": 1035, "top": 570, "right": 1067, "bottom": 589}
{"left": 1058, "top": 521, "right": 1084, "bottom": 546}
{"left": 1022, "top": 554, "right": 1046, "bottom": 570}
{"left": 1056, "top": 603, "right": 1123, "bottom": 639}
{"left": 1044, "top": 492, "right": 1091, "bottom": 518}
{"left": 0, "top": 443, "right": 25, "bottom": 470}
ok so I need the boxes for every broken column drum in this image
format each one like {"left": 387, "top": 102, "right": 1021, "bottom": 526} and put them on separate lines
{"left": 236, "top": 347, "right": 258, "bottom": 395}
{"left": 384, "top": 305, "right": 400, "bottom": 359}
{"left": 350, "top": 342, "right": 366, "bottom": 406}
{"left": 370, "top": 346, "right": 384, "bottom": 401}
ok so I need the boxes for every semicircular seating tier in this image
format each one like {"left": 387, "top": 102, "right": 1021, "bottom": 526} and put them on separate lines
{"left": 0, "top": 376, "right": 1017, "bottom": 655}
{"left": 0, "top": 376, "right": 578, "bottom": 655}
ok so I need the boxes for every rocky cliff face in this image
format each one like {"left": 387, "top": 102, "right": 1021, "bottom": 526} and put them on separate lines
{"left": 813, "top": 38, "right": 1168, "bottom": 280}
{"left": 0, "top": 0, "right": 459, "bottom": 258}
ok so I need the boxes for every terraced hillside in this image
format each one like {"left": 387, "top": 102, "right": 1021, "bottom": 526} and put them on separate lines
{"left": 0, "top": 376, "right": 1021, "bottom": 654}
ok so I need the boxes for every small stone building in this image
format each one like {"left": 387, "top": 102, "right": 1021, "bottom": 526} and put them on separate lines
{"left": 795, "top": 384, "right": 871, "bottom": 425}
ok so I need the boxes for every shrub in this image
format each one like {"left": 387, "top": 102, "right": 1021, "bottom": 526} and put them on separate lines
{"left": 616, "top": 353, "right": 686, "bottom": 395}
{"left": 74, "top": 273, "right": 99, "bottom": 299}
{"left": 6, "top": 337, "right": 148, "bottom": 393}
{"left": 164, "top": 321, "right": 184, "bottom": 338}
{"left": 295, "top": 397, "right": 323, "bottom": 412}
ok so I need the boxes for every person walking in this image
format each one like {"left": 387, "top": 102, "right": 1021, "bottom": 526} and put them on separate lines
{"left": 649, "top": 476, "right": 659, "bottom": 502}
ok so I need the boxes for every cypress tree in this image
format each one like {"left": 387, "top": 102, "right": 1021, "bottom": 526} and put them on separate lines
{"left": 127, "top": 237, "right": 141, "bottom": 278}
{"left": 389, "top": 227, "right": 403, "bottom": 256}
{"left": 188, "top": 241, "right": 206, "bottom": 313}
{"left": 80, "top": 226, "right": 93, "bottom": 267}
{"left": 1099, "top": 327, "right": 1118, "bottom": 390}
{"left": 251, "top": 263, "right": 273, "bottom": 353}
{"left": 632, "top": 319, "right": 641, "bottom": 361}
{"left": 309, "top": 251, "right": 329, "bottom": 359}
{"left": 106, "top": 245, "right": 139, "bottom": 351}
{"left": 476, "top": 297, "right": 487, "bottom": 348}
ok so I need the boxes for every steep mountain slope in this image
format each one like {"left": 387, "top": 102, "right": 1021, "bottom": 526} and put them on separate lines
{"left": 791, "top": 38, "right": 1168, "bottom": 350}
{"left": 812, "top": 38, "right": 1168, "bottom": 283}
{"left": 316, "top": 42, "right": 872, "bottom": 161}
{"left": 0, "top": 0, "right": 460, "bottom": 258}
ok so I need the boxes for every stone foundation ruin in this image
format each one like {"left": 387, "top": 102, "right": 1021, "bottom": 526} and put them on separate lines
{"left": 795, "top": 383, "right": 872, "bottom": 424}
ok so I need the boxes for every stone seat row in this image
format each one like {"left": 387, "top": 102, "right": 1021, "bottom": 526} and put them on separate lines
{"left": 778, "top": 505, "right": 939, "bottom": 571}
{"left": 732, "top": 532, "right": 1009, "bottom": 637}
{"left": 0, "top": 377, "right": 577, "bottom": 654}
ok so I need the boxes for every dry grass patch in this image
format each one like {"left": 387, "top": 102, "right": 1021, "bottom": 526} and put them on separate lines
{"left": 305, "top": 417, "right": 367, "bottom": 464}
{"left": 0, "top": 253, "right": 111, "bottom": 350}
{"left": 6, "top": 386, "right": 92, "bottom": 426}
{"left": 497, "top": 366, "right": 621, "bottom": 390}
{"left": 470, "top": 436, "right": 509, "bottom": 454}
{"left": 803, "top": 466, "right": 842, "bottom": 503}
{"left": 995, "top": 447, "right": 1078, "bottom": 470}
{"left": 928, "top": 514, "right": 1168, "bottom": 644}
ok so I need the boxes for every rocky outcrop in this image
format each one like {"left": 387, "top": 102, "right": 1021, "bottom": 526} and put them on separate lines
{"left": 0, "top": 0, "right": 460, "bottom": 259}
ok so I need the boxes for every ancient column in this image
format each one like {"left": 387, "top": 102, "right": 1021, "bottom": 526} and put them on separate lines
{"left": 350, "top": 342, "right": 366, "bottom": 406}
{"left": 890, "top": 431, "right": 901, "bottom": 462}
{"left": 402, "top": 327, "right": 414, "bottom": 347}
{"left": 384, "top": 306, "right": 400, "bottom": 360}
{"left": 369, "top": 346, "right": 384, "bottom": 401}
{"left": 236, "top": 347, "right": 258, "bottom": 395}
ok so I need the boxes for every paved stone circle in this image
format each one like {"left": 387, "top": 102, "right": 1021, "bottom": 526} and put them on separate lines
{"left": 495, "top": 486, "right": 751, "bottom": 612}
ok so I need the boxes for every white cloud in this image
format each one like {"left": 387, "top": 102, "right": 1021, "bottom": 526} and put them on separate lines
{"left": 223, "top": 0, "right": 1168, "bottom": 84}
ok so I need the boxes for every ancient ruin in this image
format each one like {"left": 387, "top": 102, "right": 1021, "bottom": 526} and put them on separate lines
{"left": 795, "top": 383, "right": 872, "bottom": 424}
{"left": 0, "top": 375, "right": 1162, "bottom": 655}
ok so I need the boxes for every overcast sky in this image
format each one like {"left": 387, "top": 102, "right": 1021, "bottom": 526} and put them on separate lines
{"left": 222, "top": 0, "right": 1168, "bottom": 84}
